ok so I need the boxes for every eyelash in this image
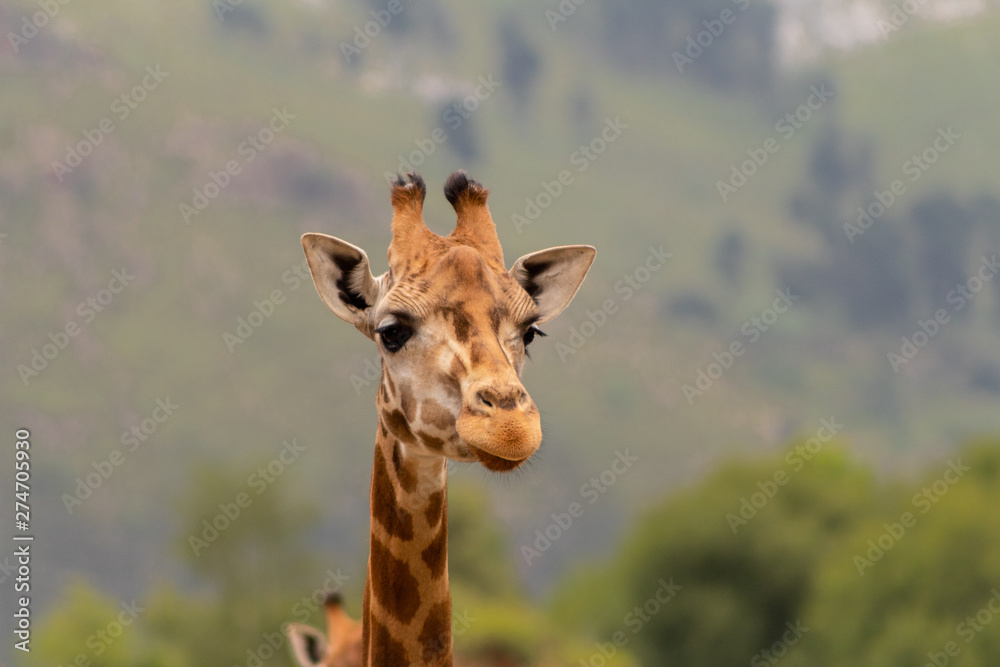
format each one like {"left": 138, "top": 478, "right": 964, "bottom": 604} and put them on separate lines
{"left": 375, "top": 322, "right": 544, "bottom": 353}
{"left": 523, "top": 324, "right": 545, "bottom": 347}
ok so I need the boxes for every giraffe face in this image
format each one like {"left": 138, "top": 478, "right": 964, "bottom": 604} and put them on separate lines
{"left": 302, "top": 172, "right": 595, "bottom": 473}
{"left": 373, "top": 244, "right": 543, "bottom": 471}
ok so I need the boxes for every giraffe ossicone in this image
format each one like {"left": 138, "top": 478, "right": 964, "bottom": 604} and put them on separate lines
{"left": 287, "top": 171, "right": 595, "bottom": 666}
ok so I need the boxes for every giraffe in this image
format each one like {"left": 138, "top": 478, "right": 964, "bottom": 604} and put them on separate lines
{"left": 287, "top": 593, "right": 363, "bottom": 667}
{"left": 286, "top": 171, "right": 595, "bottom": 666}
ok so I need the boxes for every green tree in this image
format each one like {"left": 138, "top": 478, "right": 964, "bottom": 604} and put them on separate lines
{"left": 173, "top": 460, "right": 321, "bottom": 665}
{"left": 33, "top": 460, "right": 325, "bottom": 667}
{"left": 30, "top": 580, "right": 145, "bottom": 667}
{"left": 447, "top": 480, "right": 521, "bottom": 598}
{"left": 553, "top": 445, "right": 877, "bottom": 666}
{"left": 790, "top": 440, "right": 1000, "bottom": 667}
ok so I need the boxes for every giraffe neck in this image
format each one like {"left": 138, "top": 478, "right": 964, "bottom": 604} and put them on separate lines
{"left": 363, "top": 419, "right": 452, "bottom": 666}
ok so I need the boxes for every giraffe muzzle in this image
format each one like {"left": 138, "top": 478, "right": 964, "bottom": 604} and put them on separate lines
{"left": 456, "top": 384, "right": 542, "bottom": 471}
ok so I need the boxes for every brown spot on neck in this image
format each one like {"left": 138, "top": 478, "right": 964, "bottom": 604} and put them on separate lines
{"left": 425, "top": 490, "right": 445, "bottom": 528}
{"left": 369, "top": 538, "right": 421, "bottom": 625}
{"left": 421, "top": 522, "right": 448, "bottom": 579}
{"left": 371, "top": 447, "right": 414, "bottom": 541}
{"left": 383, "top": 408, "right": 416, "bottom": 445}
{"left": 417, "top": 430, "right": 446, "bottom": 451}
{"left": 419, "top": 600, "right": 453, "bottom": 664}
{"left": 370, "top": 616, "right": 409, "bottom": 664}
{"left": 392, "top": 441, "right": 418, "bottom": 494}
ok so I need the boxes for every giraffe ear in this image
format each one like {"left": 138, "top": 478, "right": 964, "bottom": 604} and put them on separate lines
{"left": 510, "top": 245, "right": 596, "bottom": 325}
{"left": 302, "top": 233, "right": 381, "bottom": 334}
{"left": 286, "top": 622, "right": 327, "bottom": 667}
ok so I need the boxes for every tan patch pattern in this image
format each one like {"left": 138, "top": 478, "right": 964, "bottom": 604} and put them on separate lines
{"left": 399, "top": 382, "right": 418, "bottom": 422}
{"left": 417, "top": 431, "right": 445, "bottom": 451}
{"left": 420, "top": 398, "right": 454, "bottom": 431}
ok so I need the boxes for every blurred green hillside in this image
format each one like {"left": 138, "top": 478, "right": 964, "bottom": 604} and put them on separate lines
{"left": 2, "top": 0, "right": 1000, "bottom": 663}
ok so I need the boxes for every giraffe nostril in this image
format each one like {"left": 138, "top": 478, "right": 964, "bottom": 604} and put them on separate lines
{"left": 473, "top": 386, "right": 530, "bottom": 412}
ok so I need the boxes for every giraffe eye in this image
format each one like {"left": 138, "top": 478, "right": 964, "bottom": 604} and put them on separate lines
{"left": 522, "top": 324, "right": 546, "bottom": 347}
{"left": 376, "top": 322, "right": 412, "bottom": 353}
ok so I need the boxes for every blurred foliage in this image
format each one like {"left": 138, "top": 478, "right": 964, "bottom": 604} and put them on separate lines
{"left": 789, "top": 440, "right": 1000, "bottom": 666}
{"left": 31, "top": 438, "right": 1000, "bottom": 665}
{"left": 177, "top": 461, "right": 318, "bottom": 602}
{"left": 30, "top": 581, "right": 146, "bottom": 667}
{"left": 552, "top": 438, "right": 1000, "bottom": 666}
{"left": 30, "top": 460, "right": 323, "bottom": 667}
{"left": 448, "top": 481, "right": 522, "bottom": 599}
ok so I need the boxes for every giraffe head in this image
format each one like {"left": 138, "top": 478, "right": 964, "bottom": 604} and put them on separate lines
{"left": 287, "top": 592, "right": 363, "bottom": 667}
{"left": 302, "top": 171, "right": 594, "bottom": 472}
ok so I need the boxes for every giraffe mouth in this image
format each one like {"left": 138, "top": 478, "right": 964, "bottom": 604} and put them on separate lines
{"left": 455, "top": 396, "right": 542, "bottom": 470}
{"left": 469, "top": 445, "right": 529, "bottom": 472}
